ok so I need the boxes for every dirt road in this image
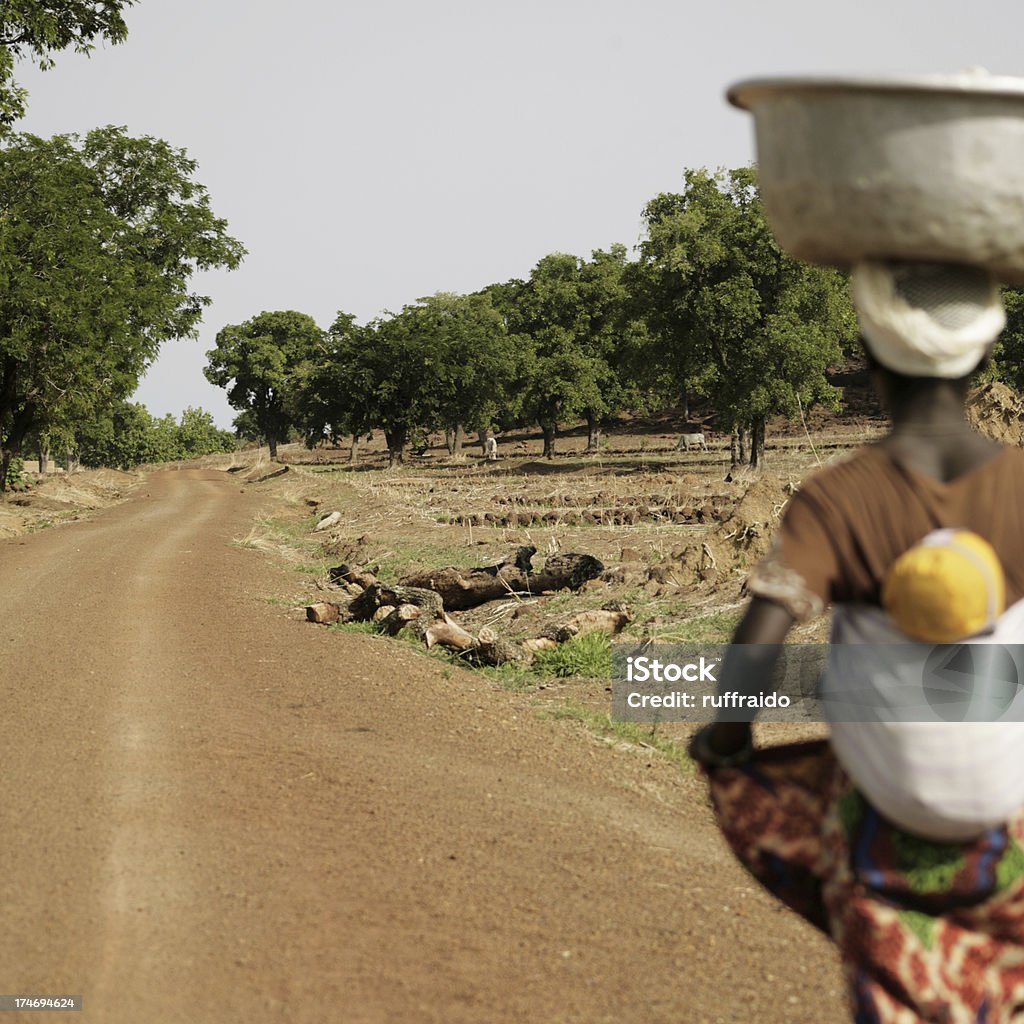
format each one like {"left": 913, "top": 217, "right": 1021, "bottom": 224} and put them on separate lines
{"left": 0, "top": 468, "right": 845, "bottom": 1023}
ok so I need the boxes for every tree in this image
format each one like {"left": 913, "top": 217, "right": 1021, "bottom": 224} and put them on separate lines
{"left": 76, "top": 402, "right": 234, "bottom": 468}
{"left": 403, "top": 291, "right": 522, "bottom": 457}
{"left": 205, "top": 311, "right": 324, "bottom": 460}
{"left": 499, "top": 253, "right": 623, "bottom": 458}
{"left": 0, "top": 126, "right": 245, "bottom": 489}
{"left": 321, "top": 308, "right": 440, "bottom": 468}
{"left": 576, "top": 245, "right": 646, "bottom": 450}
{"left": 175, "top": 406, "right": 236, "bottom": 457}
{"left": 296, "top": 299, "right": 521, "bottom": 468}
{"left": 293, "top": 310, "right": 371, "bottom": 454}
{"left": 76, "top": 401, "right": 177, "bottom": 468}
{"left": 0, "top": 1, "right": 136, "bottom": 130}
{"left": 637, "top": 167, "right": 856, "bottom": 464}
{"left": 992, "top": 287, "right": 1024, "bottom": 390}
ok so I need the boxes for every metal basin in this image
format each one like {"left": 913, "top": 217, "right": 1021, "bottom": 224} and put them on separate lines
{"left": 728, "top": 73, "right": 1024, "bottom": 284}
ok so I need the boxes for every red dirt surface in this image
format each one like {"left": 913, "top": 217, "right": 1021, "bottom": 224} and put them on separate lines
{"left": 0, "top": 468, "right": 845, "bottom": 1023}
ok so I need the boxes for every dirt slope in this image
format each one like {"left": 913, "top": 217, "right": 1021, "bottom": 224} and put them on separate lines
{"left": 0, "top": 468, "right": 844, "bottom": 1023}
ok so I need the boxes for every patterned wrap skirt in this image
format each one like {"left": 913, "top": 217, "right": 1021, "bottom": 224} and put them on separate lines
{"left": 704, "top": 740, "right": 1024, "bottom": 1023}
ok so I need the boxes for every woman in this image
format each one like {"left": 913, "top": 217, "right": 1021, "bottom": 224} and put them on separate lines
{"left": 690, "top": 261, "right": 1024, "bottom": 1023}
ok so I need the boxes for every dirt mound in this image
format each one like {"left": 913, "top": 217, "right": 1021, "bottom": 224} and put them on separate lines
{"left": 1, "top": 468, "right": 139, "bottom": 531}
{"left": 676, "top": 473, "right": 794, "bottom": 588}
{"left": 966, "top": 381, "right": 1024, "bottom": 446}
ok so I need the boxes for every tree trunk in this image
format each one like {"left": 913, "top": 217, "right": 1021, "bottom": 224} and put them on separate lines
{"left": 586, "top": 414, "right": 601, "bottom": 452}
{"left": 541, "top": 424, "right": 556, "bottom": 459}
{"left": 452, "top": 424, "right": 464, "bottom": 458}
{"left": 398, "top": 550, "right": 605, "bottom": 612}
{"left": 384, "top": 429, "right": 406, "bottom": 468}
{"left": 0, "top": 448, "right": 11, "bottom": 493}
{"left": 349, "top": 433, "right": 360, "bottom": 464}
{"left": 729, "top": 431, "right": 738, "bottom": 468}
{"left": 750, "top": 418, "right": 766, "bottom": 468}
{"left": 738, "top": 428, "right": 747, "bottom": 466}
{"left": 268, "top": 434, "right": 279, "bottom": 460}
{"left": 444, "top": 429, "right": 455, "bottom": 455}
{"left": 37, "top": 440, "right": 49, "bottom": 476}
{"left": 681, "top": 388, "right": 690, "bottom": 422}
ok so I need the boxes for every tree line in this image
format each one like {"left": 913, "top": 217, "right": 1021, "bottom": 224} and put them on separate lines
{"left": 205, "top": 167, "right": 859, "bottom": 468}
{"left": 208, "top": 164, "right": 1024, "bottom": 469}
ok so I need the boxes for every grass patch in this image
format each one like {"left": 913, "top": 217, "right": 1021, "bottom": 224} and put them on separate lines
{"left": 532, "top": 631, "right": 612, "bottom": 678}
{"left": 541, "top": 700, "right": 693, "bottom": 774}
{"left": 628, "top": 609, "right": 741, "bottom": 645}
{"left": 373, "top": 540, "right": 483, "bottom": 584}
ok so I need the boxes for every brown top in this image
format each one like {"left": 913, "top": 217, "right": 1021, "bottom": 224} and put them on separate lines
{"left": 748, "top": 444, "right": 1024, "bottom": 620}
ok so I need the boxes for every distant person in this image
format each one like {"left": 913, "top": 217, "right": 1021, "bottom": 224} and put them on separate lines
{"left": 689, "top": 262, "right": 1024, "bottom": 1022}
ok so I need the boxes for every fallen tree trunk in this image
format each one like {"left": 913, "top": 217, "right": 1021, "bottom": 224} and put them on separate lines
{"left": 306, "top": 602, "right": 342, "bottom": 624}
{"left": 399, "top": 550, "right": 604, "bottom": 611}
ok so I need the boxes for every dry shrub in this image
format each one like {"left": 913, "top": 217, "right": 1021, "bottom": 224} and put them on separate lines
{"left": 966, "top": 381, "right": 1024, "bottom": 446}
{"left": 676, "top": 473, "right": 794, "bottom": 588}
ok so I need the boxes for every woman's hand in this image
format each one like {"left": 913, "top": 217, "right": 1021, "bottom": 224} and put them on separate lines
{"left": 689, "top": 721, "right": 753, "bottom": 769}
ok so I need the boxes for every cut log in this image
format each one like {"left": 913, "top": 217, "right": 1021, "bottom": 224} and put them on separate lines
{"left": 306, "top": 602, "right": 341, "bottom": 625}
{"left": 472, "top": 635, "right": 526, "bottom": 666}
{"left": 424, "top": 615, "right": 477, "bottom": 651}
{"left": 378, "top": 603, "right": 422, "bottom": 636}
{"left": 399, "top": 550, "right": 604, "bottom": 611}
{"left": 329, "top": 564, "right": 378, "bottom": 590}
{"left": 522, "top": 637, "right": 558, "bottom": 654}
{"left": 348, "top": 583, "right": 445, "bottom": 622}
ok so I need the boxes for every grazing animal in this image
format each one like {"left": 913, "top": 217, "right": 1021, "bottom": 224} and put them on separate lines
{"left": 484, "top": 436, "right": 498, "bottom": 461}
{"left": 676, "top": 432, "right": 708, "bottom": 453}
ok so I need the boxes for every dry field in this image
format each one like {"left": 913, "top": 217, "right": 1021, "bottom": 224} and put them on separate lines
{"left": 227, "top": 413, "right": 897, "bottom": 760}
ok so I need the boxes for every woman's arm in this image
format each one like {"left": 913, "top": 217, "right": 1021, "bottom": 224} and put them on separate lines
{"left": 689, "top": 596, "right": 796, "bottom": 763}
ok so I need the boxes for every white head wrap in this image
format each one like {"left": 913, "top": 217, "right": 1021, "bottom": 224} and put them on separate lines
{"left": 851, "top": 261, "right": 1005, "bottom": 378}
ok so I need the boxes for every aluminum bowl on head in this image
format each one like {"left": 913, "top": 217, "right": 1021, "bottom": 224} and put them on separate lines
{"left": 727, "top": 72, "right": 1024, "bottom": 284}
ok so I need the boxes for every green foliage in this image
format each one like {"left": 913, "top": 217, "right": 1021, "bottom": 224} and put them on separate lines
{"left": 409, "top": 291, "right": 524, "bottom": 439}
{"left": 76, "top": 401, "right": 235, "bottom": 469}
{"left": 532, "top": 631, "right": 612, "bottom": 678}
{"left": 176, "top": 406, "right": 236, "bottom": 457}
{"left": 493, "top": 248, "right": 645, "bottom": 454}
{"left": 0, "top": 126, "right": 244, "bottom": 488}
{"left": 635, "top": 167, "right": 856, "bottom": 457}
{"left": 541, "top": 701, "right": 694, "bottom": 773}
{"left": 3, "top": 454, "right": 23, "bottom": 489}
{"left": 0, "top": 1, "right": 135, "bottom": 130}
{"left": 205, "top": 310, "right": 323, "bottom": 459}
{"left": 297, "top": 293, "right": 523, "bottom": 466}
{"left": 992, "top": 287, "right": 1024, "bottom": 389}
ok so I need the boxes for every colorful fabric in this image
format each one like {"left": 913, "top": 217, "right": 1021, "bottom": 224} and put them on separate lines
{"left": 705, "top": 740, "right": 1024, "bottom": 1023}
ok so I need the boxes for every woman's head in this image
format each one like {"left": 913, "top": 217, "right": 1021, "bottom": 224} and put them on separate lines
{"left": 852, "top": 261, "right": 1003, "bottom": 379}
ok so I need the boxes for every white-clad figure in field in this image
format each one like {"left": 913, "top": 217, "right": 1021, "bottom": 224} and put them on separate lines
{"left": 676, "top": 432, "right": 708, "bottom": 452}
{"left": 484, "top": 435, "right": 498, "bottom": 461}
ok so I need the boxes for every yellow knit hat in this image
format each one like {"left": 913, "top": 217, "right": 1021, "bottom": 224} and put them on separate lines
{"left": 882, "top": 529, "right": 1005, "bottom": 643}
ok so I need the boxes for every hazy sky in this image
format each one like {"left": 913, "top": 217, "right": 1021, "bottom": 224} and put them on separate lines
{"left": 13, "top": 0, "right": 1024, "bottom": 427}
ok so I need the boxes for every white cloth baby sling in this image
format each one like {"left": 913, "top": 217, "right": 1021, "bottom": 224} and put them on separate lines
{"left": 822, "top": 600, "right": 1024, "bottom": 840}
